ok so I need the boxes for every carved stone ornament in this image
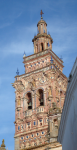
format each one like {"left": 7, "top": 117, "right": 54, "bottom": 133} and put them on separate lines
{"left": 49, "top": 102, "right": 61, "bottom": 115}
{"left": 1, "top": 139, "right": 5, "bottom": 147}
{"left": 13, "top": 81, "right": 24, "bottom": 92}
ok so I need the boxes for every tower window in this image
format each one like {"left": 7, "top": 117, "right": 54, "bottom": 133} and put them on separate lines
{"left": 41, "top": 43, "right": 44, "bottom": 51}
{"left": 38, "top": 89, "right": 44, "bottom": 106}
{"left": 32, "top": 134, "right": 34, "bottom": 137}
{"left": 40, "top": 119, "right": 42, "bottom": 122}
{"left": 37, "top": 133, "right": 39, "bottom": 136}
{"left": 42, "top": 131, "right": 44, "bottom": 134}
{"left": 18, "top": 126, "right": 20, "bottom": 130}
{"left": 26, "top": 92, "right": 32, "bottom": 110}
{"left": 26, "top": 136, "right": 28, "bottom": 139}
{"left": 34, "top": 121, "right": 36, "bottom": 125}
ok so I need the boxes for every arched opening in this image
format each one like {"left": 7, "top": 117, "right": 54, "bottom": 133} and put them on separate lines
{"left": 41, "top": 43, "right": 44, "bottom": 51}
{"left": 38, "top": 89, "right": 44, "bottom": 106}
{"left": 26, "top": 92, "right": 32, "bottom": 110}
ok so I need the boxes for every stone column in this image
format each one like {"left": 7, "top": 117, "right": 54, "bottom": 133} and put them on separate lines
{"left": 32, "top": 95, "right": 34, "bottom": 110}
{"left": 44, "top": 91, "right": 46, "bottom": 106}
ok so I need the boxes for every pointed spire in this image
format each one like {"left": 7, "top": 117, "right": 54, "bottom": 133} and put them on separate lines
{"left": 16, "top": 68, "right": 19, "bottom": 75}
{"left": 23, "top": 51, "right": 26, "bottom": 58}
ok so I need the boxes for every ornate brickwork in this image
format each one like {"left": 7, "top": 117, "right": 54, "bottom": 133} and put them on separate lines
{"left": 12, "top": 13, "right": 67, "bottom": 150}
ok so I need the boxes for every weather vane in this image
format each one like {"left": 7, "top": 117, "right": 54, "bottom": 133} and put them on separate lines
{"left": 40, "top": 10, "right": 44, "bottom": 19}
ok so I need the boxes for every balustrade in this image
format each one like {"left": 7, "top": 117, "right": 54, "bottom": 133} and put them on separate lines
{"left": 25, "top": 110, "right": 32, "bottom": 117}
{"left": 36, "top": 106, "right": 44, "bottom": 113}
{"left": 25, "top": 106, "right": 45, "bottom": 117}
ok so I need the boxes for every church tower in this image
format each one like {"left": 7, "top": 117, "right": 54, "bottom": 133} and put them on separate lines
{"left": 12, "top": 11, "right": 67, "bottom": 150}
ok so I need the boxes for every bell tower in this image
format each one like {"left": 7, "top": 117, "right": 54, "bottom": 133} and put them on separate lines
{"left": 32, "top": 10, "right": 53, "bottom": 53}
{"left": 12, "top": 11, "right": 67, "bottom": 150}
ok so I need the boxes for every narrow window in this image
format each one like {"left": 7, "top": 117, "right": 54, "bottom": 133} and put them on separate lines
{"left": 41, "top": 43, "right": 44, "bottom": 51}
{"left": 34, "top": 121, "right": 36, "bottom": 125}
{"left": 32, "top": 134, "right": 34, "bottom": 137}
{"left": 27, "top": 92, "right": 32, "bottom": 110}
{"left": 26, "top": 136, "right": 28, "bottom": 139}
{"left": 38, "top": 89, "right": 44, "bottom": 106}
{"left": 42, "top": 131, "right": 44, "bottom": 134}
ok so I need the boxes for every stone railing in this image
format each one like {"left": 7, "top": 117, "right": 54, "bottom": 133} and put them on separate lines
{"left": 24, "top": 106, "right": 45, "bottom": 117}
{"left": 25, "top": 110, "right": 32, "bottom": 117}
{"left": 36, "top": 106, "right": 44, "bottom": 113}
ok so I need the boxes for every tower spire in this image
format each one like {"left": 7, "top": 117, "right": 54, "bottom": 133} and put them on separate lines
{"left": 40, "top": 10, "right": 44, "bottom": 19}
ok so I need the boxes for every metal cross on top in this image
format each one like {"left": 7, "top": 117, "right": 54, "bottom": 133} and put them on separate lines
{"left": 40, "top": 10, "right": 44, "bottom": 18}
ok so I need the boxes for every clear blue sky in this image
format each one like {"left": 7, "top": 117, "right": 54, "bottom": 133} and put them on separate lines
{"left": 0, "top": 0, "right": 77, "bottom": 149}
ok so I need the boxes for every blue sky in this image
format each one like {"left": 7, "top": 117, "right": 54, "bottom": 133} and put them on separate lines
{"left": 0, "top": 0, "right": 77, "bottom": 149}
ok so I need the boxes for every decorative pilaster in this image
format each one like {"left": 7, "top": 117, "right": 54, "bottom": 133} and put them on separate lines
{"left": 44, "top": 90, "right": 46, "bottom": 106}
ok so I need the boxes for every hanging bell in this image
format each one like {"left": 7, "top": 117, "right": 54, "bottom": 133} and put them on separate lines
{"left": 40, "top": 99, "right": 43, "bottom": 103}
{"left": 28, "top": 102, "right": 32, "bottom": 106}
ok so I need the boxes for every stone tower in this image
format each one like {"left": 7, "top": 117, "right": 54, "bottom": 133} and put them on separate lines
{"left": 12, "top": 11, "right": 67, "bottom": 150}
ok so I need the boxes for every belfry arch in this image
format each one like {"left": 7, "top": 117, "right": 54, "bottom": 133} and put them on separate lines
{"left": 41, "top": 43, "right": 44, "bottom": 51}
{"left": 37, "top": 89, "right": 44, "bottom": 106}
{"left": 25, "top": 92, "right": 32, "bottom": 110}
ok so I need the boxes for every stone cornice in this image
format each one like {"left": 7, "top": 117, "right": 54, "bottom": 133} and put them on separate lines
{"left": 32, "top": 33, "right": 53, "bottom": 43}
{"left": 14, "top": 64, "right": 67, "bottom": 81}
{"left": 23, "top": 49, "right": 63, "bottom": 65}
{"left": 21, "top": 142, "right": 62, "bottom": 150}
{"left": 37, "top": 19, "right": 47, "bottom": 27}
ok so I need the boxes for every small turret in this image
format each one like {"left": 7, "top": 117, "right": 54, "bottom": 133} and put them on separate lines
{"left": 32, "top": 10, "right": 53, "bottom": 54}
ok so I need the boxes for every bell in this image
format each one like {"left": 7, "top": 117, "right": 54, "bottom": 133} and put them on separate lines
{"left": 28, "top": 101, "right": 32, "bottom": 109}
{"left": 40, "top": 99, "right": 43, "bottom": 103}
{"left": 28, "top": 102, "right": 32, "bottom": 106}
{"left": 40, "top": 99, "right": 43, "bottom": 106}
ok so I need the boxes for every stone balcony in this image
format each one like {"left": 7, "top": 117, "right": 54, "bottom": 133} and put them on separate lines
{"left": 24, "top": 106, "right": 47, "bottom": 119}
{"left": 25, "top": 110, "right": 32, "bottom": 117}
{"left": 36, "top": 106, "right": 44, "bottom": 113}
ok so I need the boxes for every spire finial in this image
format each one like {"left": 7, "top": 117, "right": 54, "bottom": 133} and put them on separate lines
{"left": 1, "top": 139, "right": 5, "bottom": 147}
{"left": 40, "top": 10, "right": 44, "bottom": 19}
{"left": 16, "top": 68, "right": 19, "bottom": 75}
{"left": 23, "top": 51, "right": 26, "bottom": 58}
